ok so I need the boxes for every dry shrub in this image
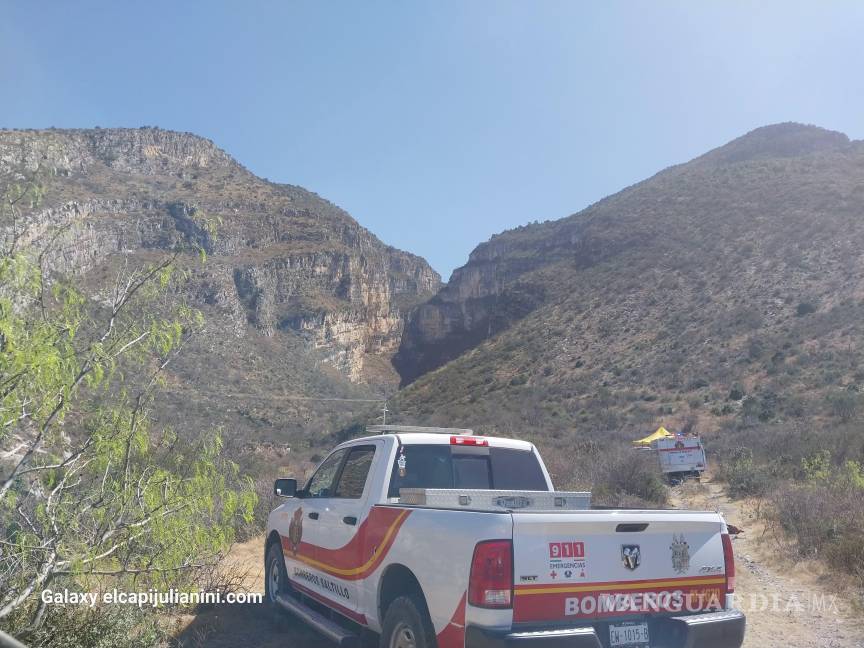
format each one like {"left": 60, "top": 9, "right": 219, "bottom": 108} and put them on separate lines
{"left": 545, "top": 441, "right": 668, "bottom": 508}
{"left": 595, "top": 449, "right": 669, "bottom": 506}
{"left": 191, "top": 559, "right": 255, "bottom": 611}
{"left": 769, "top": 481, "right": 864, "bottom": 583}
{"left": 717, "top": 447, "right": 773, "bottom": 499}
{"left": 823, "top": 535, "right": 864, "bottom": 579}
{"left": 236, "top": 475, "right": 279, "bottom": 542}
{"left": 21, "top": 605, "right": 166, "bottom": 648}
{"left": 592, "top": 449, "right": 669, "bottom": 508}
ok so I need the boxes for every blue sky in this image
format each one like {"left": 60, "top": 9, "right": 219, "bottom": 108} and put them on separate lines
{"left": 2, "top": 1, "right": 863, "bottom": 279}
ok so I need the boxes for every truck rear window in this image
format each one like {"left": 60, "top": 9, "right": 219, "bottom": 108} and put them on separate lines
{"left": 387, "top": 445, "right": 549, "bottom": 498}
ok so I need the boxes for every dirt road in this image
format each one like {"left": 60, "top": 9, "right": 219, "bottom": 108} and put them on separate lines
{"left": 671, "top": 478, "right": 861, "bottom": 648}
{"left": 176, "top": 482, "right": 861, "bottom": 647}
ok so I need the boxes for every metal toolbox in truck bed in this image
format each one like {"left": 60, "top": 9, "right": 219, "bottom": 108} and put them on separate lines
{"left": 397, "top": 488, "right": 591, "bottom": 511}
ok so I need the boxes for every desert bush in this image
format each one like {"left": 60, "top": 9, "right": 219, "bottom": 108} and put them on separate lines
{"left": 540, "top": 436, "right": 667, "bottom": 508}
{"left": 237, "top": 475, "right": 280, "bottom": 542}
{"left": 823, "top": 534, "right": 864, "bottom": 580}
{"left": 719, "top": 447, "right": 773, "bottom": 498}
{"left": 796, "top": 301, "right": 817, "bottom": 316}
{"left": 770, "top": 483, "right": 839, "bottom": 555}
{"left": 711, "top": 403, "right": 735, "bottom": 416}
{"left": 23, "top": 605, "right": 166, "bottom": 648}
{"left": 768, "top": 456, "right": 864, "bottom": 582}
{"left": 827, "top": 389, "right": 860, "bottom": 422}
{"left": 728, "top": 383, "right": 746, "bottom": 401}
{"left": 687, "top": 377, "right": 709, "bottom": 390}
{"left": 591, "top": 449, "right": 668, "bottom": 507}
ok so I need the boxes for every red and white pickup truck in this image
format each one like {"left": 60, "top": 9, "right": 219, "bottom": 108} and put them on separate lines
{"left": 265, "top": 426, "right": 745, "bottom": 648}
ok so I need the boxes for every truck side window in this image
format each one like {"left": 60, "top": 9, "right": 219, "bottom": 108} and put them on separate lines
{"left": 306, "top": 448, "right": 347, "bottom": 498}
{"left": 334, "top": 446, "right": 376, "bottom": 499}
{"left": 387, "top": 445, "right": 452, "bottom": 498}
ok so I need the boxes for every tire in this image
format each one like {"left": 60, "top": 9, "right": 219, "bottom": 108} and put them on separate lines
{"left": 379, "top": 594, "right": 436, "bottom": 648}
{"left": 265, "top": 540, "right": 289, "bottom": 609}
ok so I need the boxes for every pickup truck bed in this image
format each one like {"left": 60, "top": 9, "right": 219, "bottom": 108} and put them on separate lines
{"left": 265, "top": 427, "right": 745, "bottom": 648}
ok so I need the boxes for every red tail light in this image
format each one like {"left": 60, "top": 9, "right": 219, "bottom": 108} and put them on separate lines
{"left": 451, "top": 436, "right": 488, "bottom": 446}
{"left": 469, "top": 540, "right": 512, "bottom": 608}
{"left": 722, "top": 533, "right": 736, "bottom": 593}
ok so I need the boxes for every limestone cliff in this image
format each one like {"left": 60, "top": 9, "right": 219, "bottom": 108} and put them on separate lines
{"left": 0, "top": 127, "right": 440, "bottom": 442}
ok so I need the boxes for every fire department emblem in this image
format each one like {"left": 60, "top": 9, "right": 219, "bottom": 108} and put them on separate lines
{"left": 622, "top": 545, "right": 641, "bottom": 571}
{"left": 670, "top": 533, "right": 690, "bottom": 574}
{"left": 288, "top": 507, "right": 303, "bottom": 554}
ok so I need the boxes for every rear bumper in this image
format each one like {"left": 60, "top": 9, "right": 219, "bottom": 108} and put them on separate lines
{"left": 466, "top": 625, "right": 602, "bottom": 648}
{"left": 465, "top": 609, "right": 745, "bottom": 648}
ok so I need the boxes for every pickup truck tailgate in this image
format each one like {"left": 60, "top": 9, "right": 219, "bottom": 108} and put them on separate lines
{"left": 511, "top": 510, "right": 727, "bottom": 623}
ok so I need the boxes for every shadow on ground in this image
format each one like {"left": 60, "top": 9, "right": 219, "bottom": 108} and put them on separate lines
{"left": 174, "top": 602, "right": 334, "bottom": 648}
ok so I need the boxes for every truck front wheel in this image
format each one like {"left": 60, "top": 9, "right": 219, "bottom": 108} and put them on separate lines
{"left": 380, "top": 594, "right": 436, "bottom": 648}
{"left": 265, "top": 541, "right": 289, "bottom": 608}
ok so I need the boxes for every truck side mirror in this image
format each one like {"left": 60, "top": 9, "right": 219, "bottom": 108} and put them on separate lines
{"left": 274, "top": 478, "right": 297, "bottom": 497}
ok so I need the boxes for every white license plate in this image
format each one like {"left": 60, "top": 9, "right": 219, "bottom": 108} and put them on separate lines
{"left": 609, "top": 622, "right": 650, "bottom": 647}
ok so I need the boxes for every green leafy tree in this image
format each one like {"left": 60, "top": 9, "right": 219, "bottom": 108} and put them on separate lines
{"left": 0, "top": 176, "right": 255, "bottom": 637}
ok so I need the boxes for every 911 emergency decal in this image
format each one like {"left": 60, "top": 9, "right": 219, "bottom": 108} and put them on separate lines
{"left": 548, "top": 541, "right": 588, "bottom": 580}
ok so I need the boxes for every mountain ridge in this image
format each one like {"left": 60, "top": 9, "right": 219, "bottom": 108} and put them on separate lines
{"left": 391, "top": 122, "right": 864, "bottom": 453}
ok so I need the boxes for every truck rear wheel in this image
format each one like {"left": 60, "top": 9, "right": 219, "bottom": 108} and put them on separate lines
{"left": 380, "top": 594, "right": 436, "bottom": 648}
{"left": 265, "top": 541, "right": 289, "bottom": 608}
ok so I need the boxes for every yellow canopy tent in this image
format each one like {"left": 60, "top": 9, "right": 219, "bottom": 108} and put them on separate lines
{"left": 633, "top": 426, "right": 675, "bottom": 446}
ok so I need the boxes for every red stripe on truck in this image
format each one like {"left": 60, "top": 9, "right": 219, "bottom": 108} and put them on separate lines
{"left": 281, "top": 506, "right": 411, "bottom": 581}
{"left": 435, "top": 592, "right": 466, "bottom": 648}
{"left": 513, "top": 576, "right": 725, "bottom": 622}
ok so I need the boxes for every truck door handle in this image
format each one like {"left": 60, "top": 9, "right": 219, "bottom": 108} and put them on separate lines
{"left": 308, "top": 512, "right": 319, "bottom": 520}
{"left": 343, "top": 516, "right": 357, "bottom": 526}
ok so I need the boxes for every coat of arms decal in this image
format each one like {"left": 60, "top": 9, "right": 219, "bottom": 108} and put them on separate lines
{"left": 288, "top": 507, "right": 304, "bottom": 554}
{"left": 670, "top": 533, "right": 690, "bottom": 574}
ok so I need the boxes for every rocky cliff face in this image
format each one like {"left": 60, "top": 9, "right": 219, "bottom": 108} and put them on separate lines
{"left": 0, "top": 127, "right": 440, "bottom": 443}
{"left": 1, "top": 127, "right": 235, "bottom": 175}
{"left": 394, "top": 243, "right": 548, "bottom": 383}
